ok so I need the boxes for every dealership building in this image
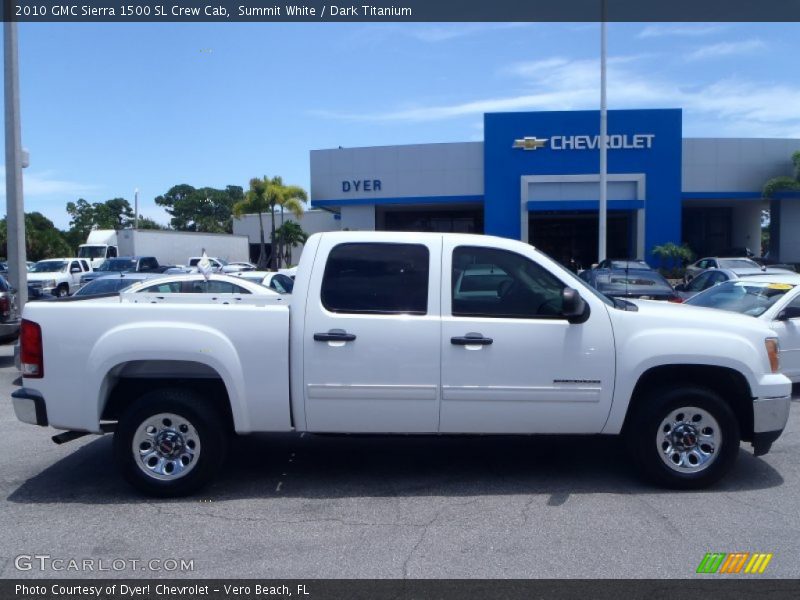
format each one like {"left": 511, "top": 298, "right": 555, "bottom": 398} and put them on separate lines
{"left": 303, "top": 109, "right": 800, "bottom": 266}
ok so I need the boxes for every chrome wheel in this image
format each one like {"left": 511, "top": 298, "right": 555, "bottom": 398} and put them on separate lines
{"left": 657, "top": 406, "right": 721, "bottom": 473}
{"left": 132, "top": 413, "right": 201, "bottom": 481}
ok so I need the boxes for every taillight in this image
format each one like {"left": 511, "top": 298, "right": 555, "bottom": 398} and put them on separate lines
{"left": 20, "top": 319, "right": 43, "bottom": 378}
{"left": 668, "top": 296, "right": 684, "bottom": 303}
{"left": 0, "top": 296, "right": 9, "bottom": 318}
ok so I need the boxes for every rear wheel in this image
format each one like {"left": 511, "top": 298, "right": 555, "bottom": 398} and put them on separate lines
{"left": 113, "top": 388, "right": 229, "bottom": 497}
{"left": 626, "top": 385, "right": 740, "bottom": 489}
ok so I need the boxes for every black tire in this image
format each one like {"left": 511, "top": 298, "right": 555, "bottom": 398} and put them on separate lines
{"left": 113, "top": 388, "right": 229, "bottom": 497}
{"left": 625, "top": 385, "right": 740, "bottom": 489}
{"left": 56, "top": 285, "right": 69, "bottom": 298}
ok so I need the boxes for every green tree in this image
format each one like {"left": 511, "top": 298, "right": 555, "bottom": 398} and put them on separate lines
{"left": 275, "top": 186, "right": 306, "bottom": 268}
{"left": 66, "top": 197, "right": 134, "bottom": 237}
{"left": 233, "top": 177, "right": 272, "bottom": 269}
{"left": 274, "top": 221, "right": 309, "bottom": 266}
{"left": 233, "top": 176, "right": 308, "bottom": 270}
{"left": 0, "top": 212, "right": 72, "bottom": 262}
{"left": 136, "top": 216, "right": 166, "bottom": 230}
{"left": 763, "top": 151, "right": 800, "bottom": 198}
{"left": 154, "top": 184, "right": 242, "bottom": 233}
{"left": 652, "top": 242, "right": 695, "bottom": 278}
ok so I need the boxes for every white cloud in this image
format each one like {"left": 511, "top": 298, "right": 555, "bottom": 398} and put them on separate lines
{"left": 0, "top": 168, "right": 101, "bottom": 198}
{"left": 310, "top": 53, "right": 800, "bottom": 138}
{"left": 404, "top": 23, "right": 531, "bottom": 43}
{"left": 685, "top": 39, "right": 765, "bottom": 61}
{"left": 637, "top": 24, "right": 727, "bottom": 39}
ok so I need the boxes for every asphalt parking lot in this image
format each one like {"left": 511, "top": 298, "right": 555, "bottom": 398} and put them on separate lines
{"left": 0, "top": 344, "right": 798, "bottom": 580}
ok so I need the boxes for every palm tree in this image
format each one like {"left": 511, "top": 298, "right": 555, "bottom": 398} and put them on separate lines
{"left": 265, "top": 177, "right": 307, "bottom": 270}
{"left": 233, "top": 177, "right": 270, "bottom": 269}
{"left": 275, "top": 187, "right": 306, "bottom": 268}
{"left": 234, "top": 176, "right": 309, "bottom": 270}
{"left": 274, "top": 221, "right": 309, "bottom": 266}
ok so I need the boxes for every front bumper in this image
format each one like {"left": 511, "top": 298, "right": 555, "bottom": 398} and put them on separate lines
{"left": 12, "top": 388, "right": 48, "bottom": 426}
{"left": 752, "top": 394, "right": 791, "bottom": 456}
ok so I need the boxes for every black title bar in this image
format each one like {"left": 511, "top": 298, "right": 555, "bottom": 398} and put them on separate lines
{"left": 5, "top": 579, "right": 800, "bottom": 600}
{"left": 3, "top": 0, "right": 800, "bottom": 23}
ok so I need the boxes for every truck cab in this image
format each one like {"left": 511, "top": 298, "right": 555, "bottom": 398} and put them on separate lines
{"left": 78, "top": 229, "right": 119, "bottom": 269}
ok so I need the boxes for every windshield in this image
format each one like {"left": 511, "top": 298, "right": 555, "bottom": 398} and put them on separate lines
{"left": 78, "top": 245, "right": 106, "bottom": 259}
{"left": 686, "top": 280, "right": 795, "bottom": 317}
{"left": 74, "top": 277, "right": 139, "bottom": 296}
{"left": 98, "top": 258, "right": 137, "bottom": 272}
{"left": 31, "top": 260, "right": 67, "bottom": 273}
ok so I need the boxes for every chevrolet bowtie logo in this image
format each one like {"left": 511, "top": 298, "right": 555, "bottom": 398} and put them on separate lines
{"left": 513, "top": 136, "right": 549, "bottom": 150}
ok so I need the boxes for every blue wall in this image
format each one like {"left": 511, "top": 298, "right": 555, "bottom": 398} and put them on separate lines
{"left": 483, "top": 109, "right": 683, "bottom": 259}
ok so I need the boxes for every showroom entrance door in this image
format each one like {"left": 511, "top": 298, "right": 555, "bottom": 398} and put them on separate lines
{"left": 529, "top": 210, "right": 635, "bottom": 269}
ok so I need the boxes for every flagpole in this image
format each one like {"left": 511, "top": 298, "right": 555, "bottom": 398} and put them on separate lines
{"left": 598, "top": 1, "right": 608, "bottom": 262}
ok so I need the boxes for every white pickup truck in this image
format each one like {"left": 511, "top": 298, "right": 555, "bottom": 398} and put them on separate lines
{"left": 12, "top": 232, "right": 792, "bottom": 496}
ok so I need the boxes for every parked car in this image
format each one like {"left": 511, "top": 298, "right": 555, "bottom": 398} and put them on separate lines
{"left": 79, "top": 256, "right": 166, "bottom": 287}
{"left": 594, "top": 259, "right": 653, "bottom": 271}
{"left": 72, "top": 273, "right": 165, "bottom": 297}
{"left": 278, "top": 266, "right": 298, "bottom": 279}
{"left": 685, "top": 273, "right": 800, "bottom": 382}
{"left": 27, "top": 258, "right": 91, "bottom": 297}
{"left": 119, "top": 273, "right": 285, "bottom": 305}
{"left": 12, "top": 231, "right": 791, "bottom": 496}
{"left": 0, "top": 274, "right": 19, "bottom": 343}
{"left": 233, "top": 271, "right": 294, "bottom": 294}
{"left": 684, "top": 257, "right": 761, "bottom": 283}
{"left": 674, "top": 267, "right": 795, "bottom": 301}
{"left": 580, "top": 262, "right": 678, "bottom": 301}
{"left": 225, "top": 261, "right": 257, "bottom": 272}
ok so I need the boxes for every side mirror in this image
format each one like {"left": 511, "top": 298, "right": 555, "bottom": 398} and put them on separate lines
{"left": 777, "top": 306, "right": 800, "bottom": 321}
{"left": 70, "top": 267, "right": 82, "bottom": 273}
{"left": 562, "top": 287, "right": 590, "bottom": 324}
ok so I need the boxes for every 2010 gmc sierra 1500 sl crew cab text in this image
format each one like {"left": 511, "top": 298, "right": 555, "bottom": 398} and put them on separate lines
{"left": 11, "top": 232, "right": 792, "bottom": 496}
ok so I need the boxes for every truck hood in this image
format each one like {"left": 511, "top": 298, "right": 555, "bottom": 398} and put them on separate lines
{"left": 615, "top": 298, "right": 774, "bottom": 339}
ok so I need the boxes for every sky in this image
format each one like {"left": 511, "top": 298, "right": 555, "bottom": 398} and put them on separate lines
{"left": 1, "top": 21, "right": 798, "bottom": 229}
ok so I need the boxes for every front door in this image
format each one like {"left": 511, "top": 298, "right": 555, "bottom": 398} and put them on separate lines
{"left": 439, "top": 240, "right": 616, "bottom": 434}
{"left": 772, "top": 294, "right": 800, "bottom": 383}
{"left": 303, "top": 236, "right": 442, "bottom": 432}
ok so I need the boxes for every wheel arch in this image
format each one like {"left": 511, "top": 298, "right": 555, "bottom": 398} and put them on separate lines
{"left": 621, "top": 364, "right": 754, "bottom": 442}
{"left": 100, "top": 361, "right": 235, "bottom": 432}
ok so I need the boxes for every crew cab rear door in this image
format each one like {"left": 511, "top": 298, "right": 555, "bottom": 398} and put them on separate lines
{"left": 303, "top": 234, "right": 442, "bottom": 432}
{"left": 439, "top": 237, "right": 615, "bottom": 434}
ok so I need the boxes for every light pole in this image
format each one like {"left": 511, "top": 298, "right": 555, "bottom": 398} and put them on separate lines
{"left": 4, "top": 20, "right": 28, "bottom": 307}
{"left": 134, "top": 188, "right": 139, "bottom": 229}
{"left": 598, "top": 1, "right": 608, "bottom": 263}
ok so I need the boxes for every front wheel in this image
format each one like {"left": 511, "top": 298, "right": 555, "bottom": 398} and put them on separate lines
{"left": 56, "top": 285, "right": 69, "bottom": 297}
{"left": 625, "top": 386, "right": 740, "bottom": 489}
{"left": 113, "top": 388, "right": 229, "bottom": 497}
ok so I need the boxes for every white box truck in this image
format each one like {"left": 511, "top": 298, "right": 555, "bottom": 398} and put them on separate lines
{"left": 79, "top": 229, "right": 250, "bottom": 269}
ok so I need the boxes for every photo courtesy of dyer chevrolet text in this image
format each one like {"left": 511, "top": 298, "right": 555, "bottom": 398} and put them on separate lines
{"left": 15, "top": 583, "right": 309, "bottom": 597}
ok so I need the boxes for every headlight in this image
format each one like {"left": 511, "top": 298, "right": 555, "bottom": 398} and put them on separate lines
{"left": 765, "top": 338, "right": 780, "bottom": 373}
{"left": 44, "top": 279, "right": 56, "bottom": 288}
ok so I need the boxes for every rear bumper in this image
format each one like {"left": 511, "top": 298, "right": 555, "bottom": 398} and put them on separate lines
{"left": 752, "top": 394, "right": 791, "bottom": 456}
{"left": 11, "top": 388, "right": 48, "bottom": 426}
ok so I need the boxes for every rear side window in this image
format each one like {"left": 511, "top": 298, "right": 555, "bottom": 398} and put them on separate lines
{"left": 321, "top": 243, "right": 429, "bottom": 315}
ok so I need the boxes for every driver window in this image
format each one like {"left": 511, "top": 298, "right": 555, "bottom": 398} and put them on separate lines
{"left": 452, "top": 246, "right": 565, "bottom": 319}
